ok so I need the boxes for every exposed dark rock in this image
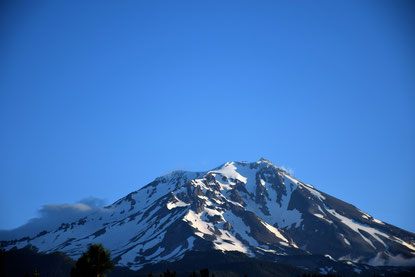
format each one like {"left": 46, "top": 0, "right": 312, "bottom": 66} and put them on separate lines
{"left": 207, "top": 214, "right": 223, "bottom": 224}
{"left": 77, "top": 217, "right": 87, "bottom": 225}
{"left": 229, "top": 189, "right": 245, "bottom": 206}
{"left": 191, "top": 198, "right": 205, "bottom": 214}
{"left": 92, "top": 228, "right": 107, "bottom": 238}
{"left": 176, "top": 191, "right": 190, "bottom": 203}
{"left": 203, "top": 233, "right": 216, "bottom": 241}
{"left": 193, "top": 185, "right": 204, "bottom": 196}
{"left": 223, "top": 222, "right": 232, "bottom": 231}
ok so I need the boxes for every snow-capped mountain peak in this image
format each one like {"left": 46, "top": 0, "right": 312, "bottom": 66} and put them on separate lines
{"left": 2, "top": 159, "right": 414, "bottom": 270}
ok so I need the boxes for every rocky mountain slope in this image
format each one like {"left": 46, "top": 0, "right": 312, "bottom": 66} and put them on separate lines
{"left": 2, "top": 159, "right": 415, "bottom": 273}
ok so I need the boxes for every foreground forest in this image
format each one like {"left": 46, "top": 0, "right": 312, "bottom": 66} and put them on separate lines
{"left": 1, "top": 246, "right": 415, "bottom": 277}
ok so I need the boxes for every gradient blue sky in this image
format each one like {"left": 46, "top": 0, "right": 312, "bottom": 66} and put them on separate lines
{"left": 1, "top": 1, "right": 414, "bottom": 232}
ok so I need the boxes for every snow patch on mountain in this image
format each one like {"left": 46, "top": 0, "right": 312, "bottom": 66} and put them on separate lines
{"left": 325, "top": 207, "right": 389, "bottom": 249}
{"left": 167, "top": 199, "right": 189, "bottom": 210}
{"left": 211, "top": 162, "right": 247, "bottom": 183}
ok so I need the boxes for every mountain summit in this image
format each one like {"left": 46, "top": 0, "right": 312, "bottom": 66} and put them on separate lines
{"left": 2, "top": 159, "right": 415, "bottom": 272}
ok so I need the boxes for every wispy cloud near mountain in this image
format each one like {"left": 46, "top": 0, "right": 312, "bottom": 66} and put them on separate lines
{"left": 0, "top": 197, "right": 107, "bottom": 241}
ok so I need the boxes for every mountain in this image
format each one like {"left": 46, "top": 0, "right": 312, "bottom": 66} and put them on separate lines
{"left": 1, "top": 158, "right": 415, "bottom": 274}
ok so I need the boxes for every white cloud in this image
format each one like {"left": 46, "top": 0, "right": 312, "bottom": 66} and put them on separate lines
{"left": 367, "top": 252, "right": 415, "bottom": 266}
{"left": 0, "top": 197, "right": 107, "bottom": 241}
{"left": 280, "top": 165, "right": 295, "bottom": 175}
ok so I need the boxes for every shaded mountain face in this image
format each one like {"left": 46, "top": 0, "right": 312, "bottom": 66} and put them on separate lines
{"left": 2, "top": 159, "right": 415, "bottom": 271}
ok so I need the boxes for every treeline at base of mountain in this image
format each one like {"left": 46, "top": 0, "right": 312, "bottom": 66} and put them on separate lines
{"left": 1, "top": 245, "right": 415, "bottom": 277}
{"left": 146, "top": 269, "right": 341, "bottom": 277}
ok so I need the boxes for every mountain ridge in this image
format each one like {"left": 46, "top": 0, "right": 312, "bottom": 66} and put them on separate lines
{"left": 2, "top": 158, "right": 415, "bottom": 273}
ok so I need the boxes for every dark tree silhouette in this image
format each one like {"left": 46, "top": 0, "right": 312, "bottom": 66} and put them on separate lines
{"left": 33, "top": 268, "right": 40, "bottom": 277}
{"left": 70, "top": 244, "right": 114, "bottom": 277}
{"left": 200, "top": 268, "right": 209, "bottom": 277}
{"left": 161, "top": 269, "right": 176, "bottom": 277}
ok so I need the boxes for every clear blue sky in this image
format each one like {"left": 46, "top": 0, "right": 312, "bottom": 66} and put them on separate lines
{"left": 1, "top": 1, "right": 414, "bottom": 233}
